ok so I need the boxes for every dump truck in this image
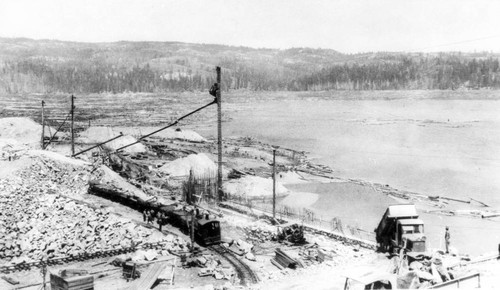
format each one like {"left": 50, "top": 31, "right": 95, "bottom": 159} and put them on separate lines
{"left": 375, "top": 204, "right": 426, "bottom": 253}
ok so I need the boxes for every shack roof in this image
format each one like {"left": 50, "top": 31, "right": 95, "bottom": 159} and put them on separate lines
{"left": 387, "top": 204, "right": 418, "bottom": 218}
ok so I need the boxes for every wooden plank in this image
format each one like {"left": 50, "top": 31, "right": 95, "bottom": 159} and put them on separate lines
{"left": 126, "top": 263, "right": 167, "bottom": 290}
{"left": 1, "top": 276, "right": 19, "bottom": 285}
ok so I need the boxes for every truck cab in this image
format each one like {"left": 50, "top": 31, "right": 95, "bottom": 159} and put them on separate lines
{"left": 393, "top": 219, "right": 426, "bottom": 253}
{"left": 375, "top": 204, "right": 426, "bottom": 254}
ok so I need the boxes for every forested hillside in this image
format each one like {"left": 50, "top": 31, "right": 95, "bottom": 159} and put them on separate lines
{"left": 1, "top": 37, "right": 499, "bottom": 94}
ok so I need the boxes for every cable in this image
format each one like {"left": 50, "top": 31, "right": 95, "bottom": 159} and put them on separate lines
{"left": 114, "top": 97, "right": 217, "bottom": 152}
{"left": 43, "top": 111, "right": 71, "bottom": 149}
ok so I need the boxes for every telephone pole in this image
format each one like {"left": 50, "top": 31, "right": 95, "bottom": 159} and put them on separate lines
{"left": 272, "top": 149, "right": 276, "bottom": 219}
{"left": 41, "top": 100, "right": 45, "bottom": 149}
{"left": 216, "top": 66, "right": 223, "bottom": 202}
{"left": 70, "top": 95, "right": 75, "bottom": 156}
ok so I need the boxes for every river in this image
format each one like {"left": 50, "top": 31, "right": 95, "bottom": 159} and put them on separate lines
{"left": 195, "top": 90, "right": 500, "bottom": 255}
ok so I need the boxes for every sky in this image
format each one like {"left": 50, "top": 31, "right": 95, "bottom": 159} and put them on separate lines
{"left": 1, "top": 0, "right": 500, "bottom": 53}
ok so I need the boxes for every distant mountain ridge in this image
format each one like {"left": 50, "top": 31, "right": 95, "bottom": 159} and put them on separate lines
{"left": 1, "top": 37, "right": 499, "bottom": 93}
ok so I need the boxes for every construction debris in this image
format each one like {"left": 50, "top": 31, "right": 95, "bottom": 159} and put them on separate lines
{"left": 271, "top": 248, "right": 302, "bottom": 270}
{"left": 277, "top": 224, "right": 306, "bottom": 245}
{"left": 194, "top": 255, "right": 235, "bottom": 281}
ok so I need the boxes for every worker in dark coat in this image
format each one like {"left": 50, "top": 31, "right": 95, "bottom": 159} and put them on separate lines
{"left": 142, "top": 208, "right": 147, "bottom": 222}
{"left": 445, "top": 226, "right": 451, "bottom": 253}
{"left": 158, "top": 212, "right": 165, "bottom": 231}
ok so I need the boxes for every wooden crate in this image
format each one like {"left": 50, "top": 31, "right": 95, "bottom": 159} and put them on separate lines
{"left": 50, "top": 273, "right": 94, "bottom": 290}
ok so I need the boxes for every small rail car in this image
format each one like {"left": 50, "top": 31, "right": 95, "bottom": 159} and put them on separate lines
{"left": 89, "top": 184, "right": 221, "bottom": 246}
{"left": 161, "top": 206, "right": 221, "bottom": 246}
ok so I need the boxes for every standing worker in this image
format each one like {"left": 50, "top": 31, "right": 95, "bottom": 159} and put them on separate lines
{"left": 445, "top": 226, "right": 451, "bottom": 254}
{"left": 158, "top": 211, "right": 165, "bottom": 232}
{"left": 146, "top": 210, "right": 152, "bottom": 225}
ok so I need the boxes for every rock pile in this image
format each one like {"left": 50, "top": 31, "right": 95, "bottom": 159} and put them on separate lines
{"left": 0, "top": 151, "right": 187, "bottom": 266}
{"left": 0, "top": 175, "right": 186, "bottom": 265}
{"left": 392, "top": 252, "right": 472, "bottom": 288}
{"left": 22, "top": 151, "right": 92, "bottom": 197}
{"left": 243, "top": 226, "right": 275, "bottom": 243}
{"left": 195, "top": 254, "right": 235, "bottom": 281}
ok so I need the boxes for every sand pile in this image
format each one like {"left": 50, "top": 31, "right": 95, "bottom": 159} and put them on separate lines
{"left": 223, "top": 175, "right": 288, "bottom": 199}
{"left": 82, "top": 126, "right": 206, "bottom": 142}
{"left": 79, "top": 126, "right": 146, "bottom": 153}
{"left": 158, "top": 153, "right": 217, "bottom": 177}
{"left": 116, "top": 127, "right": 207, "bottom": 142}
{"left": 0, "top": 117, "right": 53, "bottom": 149}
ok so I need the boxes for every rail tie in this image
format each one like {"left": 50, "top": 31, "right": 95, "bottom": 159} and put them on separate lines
{"left": 209, "top": 245, "right": 259, "bottom": 286}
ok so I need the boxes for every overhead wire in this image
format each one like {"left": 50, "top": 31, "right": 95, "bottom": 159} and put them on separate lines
{"left": 114, "top": 97, "right": 217, "bottom": 153}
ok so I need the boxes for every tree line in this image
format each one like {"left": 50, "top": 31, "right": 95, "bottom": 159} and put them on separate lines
{"left": 1, "top": 54, "right": 499, "bottom": 94}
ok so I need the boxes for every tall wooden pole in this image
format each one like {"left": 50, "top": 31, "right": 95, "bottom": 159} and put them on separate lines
{"left": 190, "top": 209, "right": 195, "bottom": 250}
{"left": 216, "top": 67, "right": 223, "bottom": 202}
{"left": 41, "top": 100, "right": 45, "bottom": 149}
{"left": 273, "top": 149, "right": 276, "bottom": 219}
{"left": 70, "top": 95, "right": 75, "bottom": 156}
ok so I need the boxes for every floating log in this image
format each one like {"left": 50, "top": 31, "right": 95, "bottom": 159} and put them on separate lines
{"left": 436, "top": 196, "right": 470, "bottom": 204}
{"left": 470, "top": 198, "right": 489, "bottom": 207}
{"left": 481, "top": 212, "right": 500, "bottom": 219}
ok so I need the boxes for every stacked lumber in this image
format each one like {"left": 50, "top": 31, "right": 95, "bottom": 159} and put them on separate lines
{"left": 50, "top": 273, "right": 94, "bottom": 290}
{"left": 126, "top": 263, "right": 167, "bottom": 290}
{"left": 271, "top": 248, "right": 301, "bottom": 270}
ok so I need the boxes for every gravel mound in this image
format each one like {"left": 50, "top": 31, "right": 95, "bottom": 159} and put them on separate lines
{"left": 117, "top": 127, "right": 207, "bottom": 142}
{"left": 223, "top": 175, "right": 288, "bottom": 200}
{"left": 0, "top": 117, "right": 49, "bottom": 148}
{"left": 79, "top": 126, "right": 146, "bottom": 153}
{"left": 158, "top": 153, "right": 217, "bottom": 177}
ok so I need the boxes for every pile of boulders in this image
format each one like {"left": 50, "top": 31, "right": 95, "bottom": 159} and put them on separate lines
{"left": 243, "top": 226, "right": 276, "bottom": 243}
{"left": 22, "top": 151, "right": 92, "bottom": 197}
{"left": 196, "top": 254, "right": 235, "bottom": 281}
{"left": 0, "top": 152, "right": 188, "bottom": 266}
{"left": 392, "top": 252, "right": 471, "bottom": 288}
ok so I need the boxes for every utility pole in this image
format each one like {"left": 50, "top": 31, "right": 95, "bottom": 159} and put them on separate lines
{"left": 272, "top": 149, "right": 276, "bottom": 219}
{"left": 216, "top": 66, "right": 223, "bottom": 202}
{"left": 190, "top": 208, "right": 195, "bottom": 251}
{"left": 70, "top": 95, "right": 75, "bottom": 156}
{"left": 41, "top": 100, "right": 45, "bottom": 149}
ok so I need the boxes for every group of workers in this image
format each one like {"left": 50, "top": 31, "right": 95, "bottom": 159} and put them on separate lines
{"left": 143, "top": 209, "right": 168, "bottom": 231}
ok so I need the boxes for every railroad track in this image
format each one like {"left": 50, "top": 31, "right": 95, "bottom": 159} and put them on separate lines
{"left": 209, "top": 244, "right": 259, "bottom": 286}
{"left": 0, "top": 241, "right": 169, "bottom": 274}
